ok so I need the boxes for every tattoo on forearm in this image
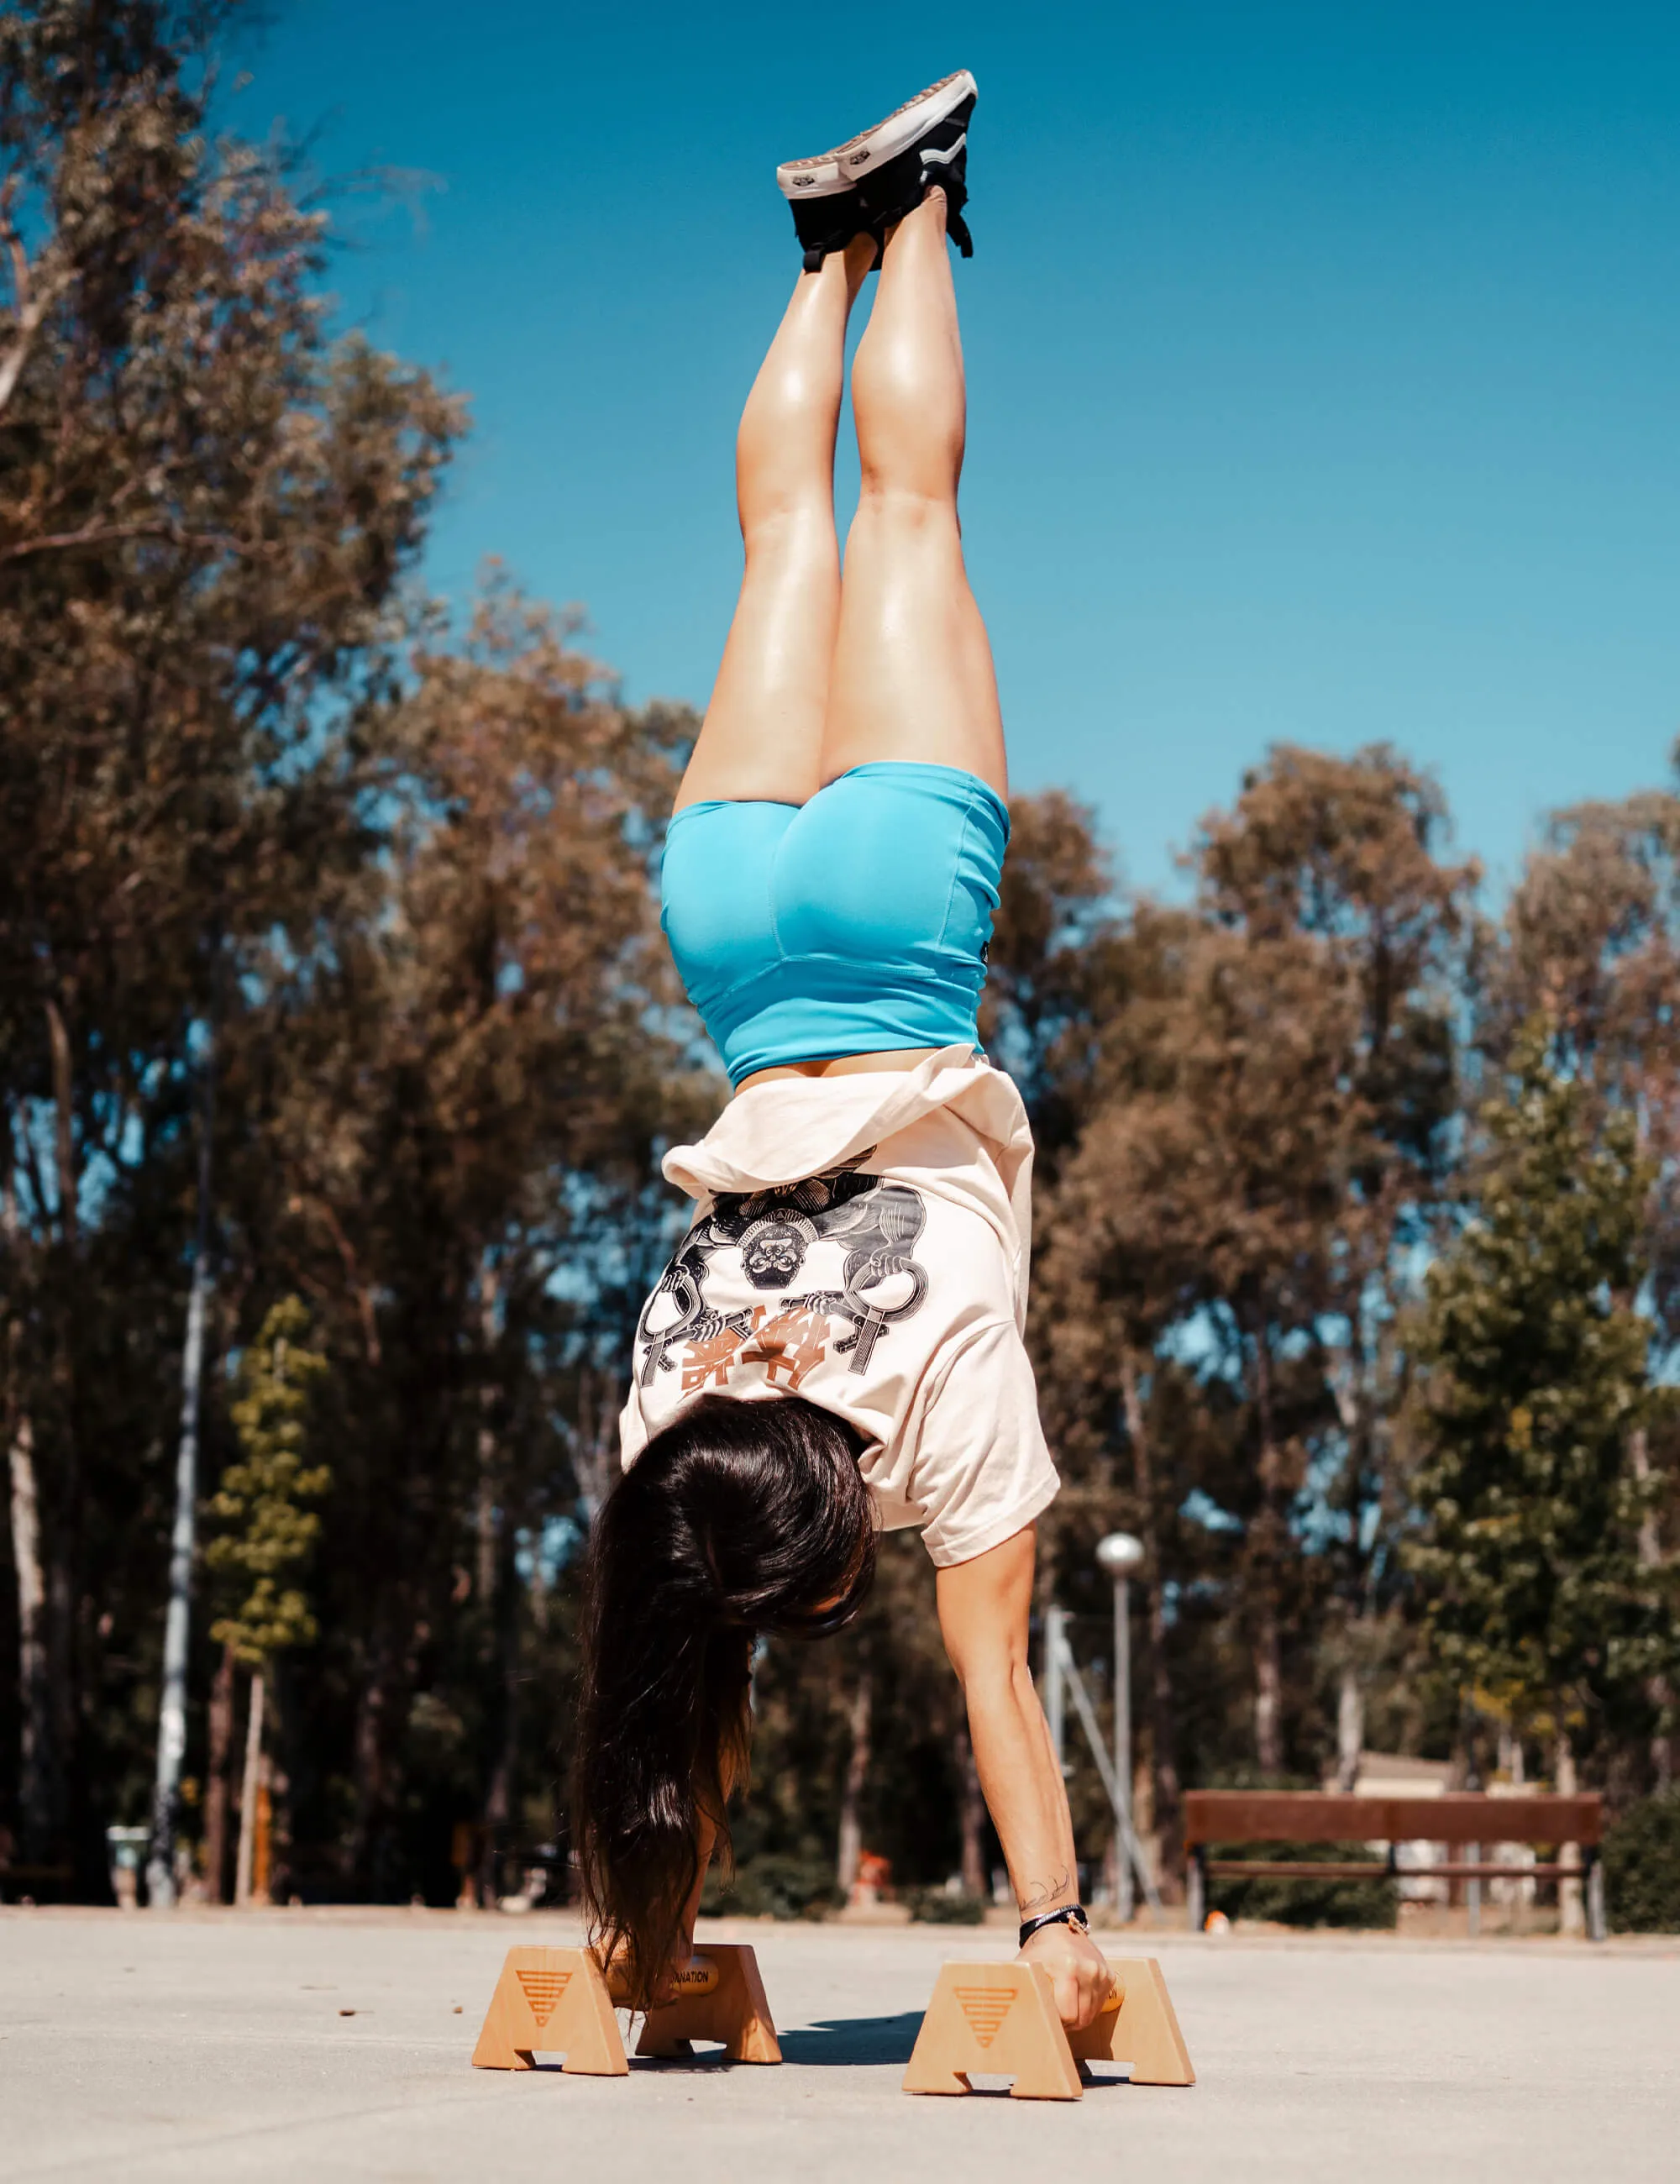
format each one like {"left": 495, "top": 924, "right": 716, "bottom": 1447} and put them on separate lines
{"left": 1016, "top": 1868, "right": 1075, "bottom": 1914}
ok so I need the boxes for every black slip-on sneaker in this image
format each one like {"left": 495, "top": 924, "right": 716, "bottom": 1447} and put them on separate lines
{"left": 839, "top": 71, "right": 978, "bottom": 257}
{"left": 776, "top": 148, "right": 867, "bottom": 273}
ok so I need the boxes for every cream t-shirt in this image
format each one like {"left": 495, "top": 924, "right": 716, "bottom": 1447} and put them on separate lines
{"left": 618, "top": 1047, "right": 1059, "bottom": 1566}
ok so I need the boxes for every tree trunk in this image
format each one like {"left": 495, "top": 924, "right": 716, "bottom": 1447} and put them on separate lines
{"left": 1630, "top": 1427, "right": 1674, "bottom": 1790}
{"left": 1251, "top": 1333, "right": 1286, "bottom": 1777}
{"left": 954, "top": 1722, "right": 986, "bottom": 1899}
{"left": 1555, "top": 1733, "right": 1583, "bottom": 1937}
{"left": 1120, "top": 1348, "right": 1183, "bottom": 1898}
{"left": 264, "top": 1661, "right": 293, "bottom": 1906}
{"left": 44, "top": 996, "right": 75, "bottom": 1249}
{"left": 42, "top": 995, "right": 81, "bottom": 1873}
{"left": 1132, "top": 1723, "right": 1158, "bottom": 1876}
{"left": 234, "top": 1667, "right": 265, "bottom": 1908}
{"left": 202, "top": 1642, "right": 235, "bottom": 1903}
{"left": 1336, "top": 1658, "right": 1363, "bottom": 1792}
{"left": 480, "top": 1511, "right": 522, "bottom": 1910}
{"left": 253, "top": 1757, "right": 273, "bottom": 1906}
{"left": 475, "top": 1257, "right": 517, "bottom": 1908}
{"left": 348, "top": 1631, "right": 391, "bottom": 1895}
{"left": 836, "top": 1672, "right": 872, "bottom": 1898}
{"left": 1254, "top": 1615, "right": 1284, "bottom": 1775}
{"left": 568, "top": 1364, "right": 619, "bottom": 1528}
{"left": 8, "top": 1408, "right": 57, "bottom": 1861}
{"left": 147, "top": 1226, "right": 210, "bottom": 1908}
{"left": 147, "top": 1018, "right": 213, "bottom": 1910}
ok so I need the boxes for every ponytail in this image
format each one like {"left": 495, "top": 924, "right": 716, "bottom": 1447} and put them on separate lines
{"left": 571, "top": 1394, "right": 875, "bottom": 2003}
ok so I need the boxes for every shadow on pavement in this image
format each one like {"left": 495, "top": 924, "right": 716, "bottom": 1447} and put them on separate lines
{"left": 778, "top": 2011, "right": 925, "bottom": 2066}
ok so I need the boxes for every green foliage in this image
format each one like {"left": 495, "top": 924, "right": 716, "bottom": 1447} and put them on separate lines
{"left": 701, "top": 1853, "right": 840, "bottom": 1921}
{"left": 205, "top": 1299, "right": 331, "bottom": 1667}
{"left": 1604, "top": 1790, "right": 1680, "bottom": 1933}
{"left": 1406, "top": 1023, "right": 1664, "bottom": 1735}
{"left": 906, "top": 1887, "right": 987, "bottom": 1924}
{"left": 1207, "top": 1841, "right": 1399, "bottom": 1930}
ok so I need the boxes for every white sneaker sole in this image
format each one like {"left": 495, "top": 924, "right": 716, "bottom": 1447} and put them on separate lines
{"left": 777, "top": 70, "right": 977, "bottom": 197}
{"left": 776, "top": 151, "right": 853, "bottom": 201}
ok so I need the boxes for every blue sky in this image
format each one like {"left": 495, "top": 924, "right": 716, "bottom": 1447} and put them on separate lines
{"left": 230, "top": 2, "right": 1680, "bottom": 897}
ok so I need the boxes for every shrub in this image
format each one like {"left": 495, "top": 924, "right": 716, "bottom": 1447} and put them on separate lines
{"left": 1207, "top": 1840, "right": 1398, "bottom": 1929}
{"left": 906, "top": 1887, "right": 986, "bottom": 1924}
{"left": 701, "top": 1852, "right": 840, "bottom": 1920}
{"left": 1604, "top": 1790, "right": 1680, "bottom": 1934}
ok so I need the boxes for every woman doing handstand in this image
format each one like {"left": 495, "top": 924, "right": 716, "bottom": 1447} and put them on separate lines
{"left": 572, "top": 74, "right": 1115, "bottom": 2033}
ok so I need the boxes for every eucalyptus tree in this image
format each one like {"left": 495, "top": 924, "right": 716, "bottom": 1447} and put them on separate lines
{"left": 1042, "top": 748, "right": 1475, "bottom": 1803}
{"left": 0, "top": 0, "right": 460, "bottom": 1881}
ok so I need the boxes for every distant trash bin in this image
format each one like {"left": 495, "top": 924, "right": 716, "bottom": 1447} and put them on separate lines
{"left": 106, "top": 1825, "right": 150, "bottom": 1911}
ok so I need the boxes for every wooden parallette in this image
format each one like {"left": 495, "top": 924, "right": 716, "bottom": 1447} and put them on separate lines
{"left": 902, "top": 1955, "right": 1194, "bottom": 2101}
{"left": 470, "top": 1943, "right": 780, "bottom": 2075}
{"left": 471, "top": 1945, "right": 627, "bottom": 2075}
{"left": 614, "top": 1943, "right": 781, "bottom": 2063}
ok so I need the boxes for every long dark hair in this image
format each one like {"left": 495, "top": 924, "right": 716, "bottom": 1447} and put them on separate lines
{"left": 571, "top": 1394, "right": 876, "bottom": 2003}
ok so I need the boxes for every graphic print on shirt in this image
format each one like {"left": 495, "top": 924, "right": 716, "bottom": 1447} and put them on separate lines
{"left": 634, "top": 1157, "right": 929, "bottom": 1393}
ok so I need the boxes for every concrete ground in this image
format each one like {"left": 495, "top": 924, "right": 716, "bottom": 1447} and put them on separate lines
{"left": 2, "top": 1908, "right": 1676, "bottom": 2183}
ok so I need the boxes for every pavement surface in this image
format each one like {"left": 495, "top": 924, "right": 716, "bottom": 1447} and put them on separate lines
{"left": 2, "top": 1908, "right": 1677, "bottom": 2182}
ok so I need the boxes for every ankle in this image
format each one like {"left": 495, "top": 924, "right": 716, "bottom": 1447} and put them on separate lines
{"left": 842, "top": 230, "right": 880, "bottom": 290}
{"left": 882, "top": 187, "right": 948, "bottom": 252}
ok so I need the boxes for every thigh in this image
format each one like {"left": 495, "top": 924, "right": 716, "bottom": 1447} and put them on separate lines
{"left": 675, "top": 508, "right": 838, "bottom": 813}
{"left": 821, "top": 491, "right": 1007, "bottom": 795}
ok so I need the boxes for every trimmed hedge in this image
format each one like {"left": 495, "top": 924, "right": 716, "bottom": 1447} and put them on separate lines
{"left": 1605, "top": 1790, "right": 1680, "bottom": 1934}
{"left": 1207, "top": 1840, "right": 1398, "bottom": 1929}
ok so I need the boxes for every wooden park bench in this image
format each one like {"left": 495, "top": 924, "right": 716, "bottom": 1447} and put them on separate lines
{"left": 1184, "top": 1789, "right": 1606, "bottom": 1941}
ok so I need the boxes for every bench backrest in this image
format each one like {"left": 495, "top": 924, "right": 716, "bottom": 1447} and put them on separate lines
{"left": 1183, "top": 1790, "right": 1602, "bottom": 1848}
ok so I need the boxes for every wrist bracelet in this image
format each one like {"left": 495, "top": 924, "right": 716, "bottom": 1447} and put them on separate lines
{"left": 1017, "top": 1903, "right": 1089, "bottom": 1950}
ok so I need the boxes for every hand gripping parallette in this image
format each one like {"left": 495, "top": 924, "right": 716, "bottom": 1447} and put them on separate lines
{"left": 902, "top": 1955, "right": 1194, "bottom": 2099}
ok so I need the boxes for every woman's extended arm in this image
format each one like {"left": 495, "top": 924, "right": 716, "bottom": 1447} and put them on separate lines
{"left": 935, "top": 1524, "right": 1115, "bottom": 2029}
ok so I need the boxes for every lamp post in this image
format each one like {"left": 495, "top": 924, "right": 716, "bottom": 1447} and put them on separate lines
{"left": 1096, "top": 1532, "right": 1147, "bottom": 1921}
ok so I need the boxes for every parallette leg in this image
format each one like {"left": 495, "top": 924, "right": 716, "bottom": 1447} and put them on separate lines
{"left": 470, "top": 1945, "right": 627, "bottom": 2076}
{"left": 632, "top": 1944, "right": 781, "bottom": 2062}
{"left": 903, "top": 1962, "right": 1084, "bottom": 2101}
{"left": 1066, "top": 1957, "right": 1195, "bottom": 2086}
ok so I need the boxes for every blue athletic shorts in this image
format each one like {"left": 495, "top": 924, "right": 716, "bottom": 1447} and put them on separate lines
{"left": 661, "top": 761, "right": 1009, "bottom": 1088}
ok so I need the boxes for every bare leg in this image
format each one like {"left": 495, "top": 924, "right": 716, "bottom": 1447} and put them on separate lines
{"left": 676, "top": 236, "right": 877, "bottom": 813}
{"left": 822, "top": 191, "right": 1006, "bottom": 795}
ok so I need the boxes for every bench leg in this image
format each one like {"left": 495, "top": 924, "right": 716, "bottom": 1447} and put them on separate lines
{"left": 1186, "top": 1848, "right": 1205, "bottom": 1935}
{"left": 1585, "top": 1850, "right": 1606, "bottom": 1942}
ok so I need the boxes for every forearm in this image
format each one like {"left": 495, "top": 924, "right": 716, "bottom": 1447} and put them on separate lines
{"left": 936, "top": 1527, "right": 1110, "bottom": 2028}
{"left": 935, "top": 1526, "right": 1079, "bottom": 1917}
{"left": 963, "top": 1662, "right": 1079, "bottom": 1917}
